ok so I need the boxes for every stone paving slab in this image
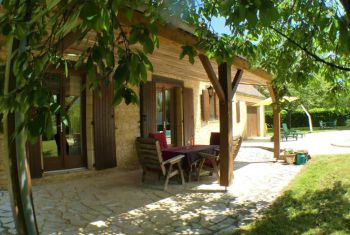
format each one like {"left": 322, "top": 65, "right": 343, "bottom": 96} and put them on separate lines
{"left": 0, "top": 148, "right": 303, "bottom": 234}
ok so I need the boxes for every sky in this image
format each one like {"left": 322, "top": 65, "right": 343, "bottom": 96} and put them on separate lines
{"left": 211, "top": 17, "right": 232, "bottom": 35}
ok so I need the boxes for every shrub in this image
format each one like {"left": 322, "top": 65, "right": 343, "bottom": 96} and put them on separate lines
{"left": 265, "top": 109, "right": 350, "bottom": 127}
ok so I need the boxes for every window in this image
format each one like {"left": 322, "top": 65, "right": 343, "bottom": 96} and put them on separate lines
{"left": 201, "top": 89, "right": 219, "bottom": 121}
{"left": 209, "top": 95, "right": 216, "bottom": 120}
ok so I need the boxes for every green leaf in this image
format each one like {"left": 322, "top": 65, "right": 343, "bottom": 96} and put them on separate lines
{"left": 129, "top": 26, "right": 140, "bottom": 44}
{"left": 112, "top": 86, "right": 124, "bottom": 105}
{"left": 106, "top": 50, "right": 115, "bottom": 67}
{"left": 80, "top": 2, "right": 99, "bottom": 22}
{"left": 45, "top": 111, "right": 54, "bottom": 138}
{"left": 112, "top": 0, "right": 122, "bottom": 11}
{"left": 46, "top": 0, "right": 60, "bottom": 10}
{"left": 180, "top": 45, "right": 197, "bottom": 64}
{"left": 126, "top": 9, "right": 134, "bottom": 22}
{"left": 142, "top": 36, "right": 154, "bottom": 54}
{"left": 28, "top": 112, "right": 45, "bottom": 137}
{"left": 2, "top": 23, "right": 12, "bottom": 35}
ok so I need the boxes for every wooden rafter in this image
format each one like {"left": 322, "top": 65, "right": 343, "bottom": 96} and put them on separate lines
{"left": 198, "top": 54, "right": 225, "bottom": 101}
{"left": 231, "top": 69, "right": 243, "bottom": 99}
{"left": 54, "top": 29, "right": 86, "bottom": 54}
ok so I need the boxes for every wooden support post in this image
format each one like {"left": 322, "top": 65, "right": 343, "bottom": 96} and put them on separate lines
{"left": 218, "top": 63, "right": 233, "bottom": 186}
{"left": 268, "top": 84, "right": 280, "bottom": 160}
{"left": 199, "top": 54, "right": 244, "bottom": 186}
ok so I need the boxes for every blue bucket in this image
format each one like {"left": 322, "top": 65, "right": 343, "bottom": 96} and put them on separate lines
{"left": 295, "top": 153, "right": 306, "bottom": 165}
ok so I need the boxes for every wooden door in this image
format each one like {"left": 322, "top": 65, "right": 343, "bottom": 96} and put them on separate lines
{"left": 93, "top": 83, "right": 117, "bottom": 170}
{"left": 247, "top": 106, "right": 260, "bottom": 137}
{"left": 183, "top": 88, "right": 194, "bottom": 145}
{"left": 140, "top": 81, "right": 156, "bottom": 137}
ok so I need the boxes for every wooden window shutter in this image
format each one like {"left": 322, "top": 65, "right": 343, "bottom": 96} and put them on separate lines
{"left": 236, "top": 101, "right": 240, "bottom": 123}
{"left": 201, "top": 89, "right": 210, "bottom": 121}
{"left": 214, "top": 93, "right": 220, "bottom": 119}
{"left": 93, "top": 82, "right": 117, "bottom": 169}
{"left": 140, "top": 81, "right": 157, "bottom": 137}
{"left": 183, "top": 88, "right": 195, "bottom": 146}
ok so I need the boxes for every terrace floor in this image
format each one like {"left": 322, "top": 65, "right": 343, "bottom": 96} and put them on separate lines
{"left": 0, "top": 147, "right": 305, "bottom": 235}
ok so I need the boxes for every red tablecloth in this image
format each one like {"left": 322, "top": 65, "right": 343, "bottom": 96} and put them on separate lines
{"left": 162, "top": 145, "right": 217, "bottom": 170}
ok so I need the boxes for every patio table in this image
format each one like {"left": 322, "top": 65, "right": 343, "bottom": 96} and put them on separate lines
{"left": 162, "top": 145, "right": 217, "bottom": 181}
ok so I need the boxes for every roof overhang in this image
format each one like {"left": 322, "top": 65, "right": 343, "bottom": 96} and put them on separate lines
{"left": 119, "top": 10, "right": 273, "bottom": 86}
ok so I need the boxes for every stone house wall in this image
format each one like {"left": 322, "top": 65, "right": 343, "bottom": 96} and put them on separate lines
{"left": 107, "top": 73, "right": 265, "bottom": 168}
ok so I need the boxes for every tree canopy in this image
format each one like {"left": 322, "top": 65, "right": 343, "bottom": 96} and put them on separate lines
{"left": 0, "top": 0, "right": 350, "bottom": 138}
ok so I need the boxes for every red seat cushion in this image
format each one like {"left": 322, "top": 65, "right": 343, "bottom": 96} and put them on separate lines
{"left": 149, "top": 132, "right": 168, "bottom": 150}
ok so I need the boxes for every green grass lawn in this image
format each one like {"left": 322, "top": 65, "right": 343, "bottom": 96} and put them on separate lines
{"left": 235, "top": 154, "right": 350, "bottom": 235}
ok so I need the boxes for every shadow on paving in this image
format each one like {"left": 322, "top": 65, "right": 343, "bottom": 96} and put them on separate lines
{"left": 235, "top": 181, "right": 350, "bottom": 235}
{"left": 77, "top": 189, "right": 270, "bottom": 234}
{"left": 32, "top": 169, "right": 271, "bottom": 234}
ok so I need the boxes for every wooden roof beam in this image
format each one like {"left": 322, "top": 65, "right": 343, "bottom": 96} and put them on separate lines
{"left": 54, "top": 29, "right": 86, "bottom": 54}
{"left": 198, "top": 54, "right": 225, "bottom": 101}
{"left": 231, "top": 69, "right": 243, "bottom": 99}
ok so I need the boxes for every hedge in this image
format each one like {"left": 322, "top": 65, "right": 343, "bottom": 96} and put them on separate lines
{"left": 265, "top": 109, "right": 350, "bottom": 128}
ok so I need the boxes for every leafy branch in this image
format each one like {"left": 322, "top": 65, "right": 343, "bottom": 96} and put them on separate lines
{"left": 270, "top": 26, "right": 350, "bottom": 72}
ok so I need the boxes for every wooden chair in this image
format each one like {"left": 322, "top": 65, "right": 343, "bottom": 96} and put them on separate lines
{"left": 135, "top": 137, "right": 185, "bottom": 191}
{"left": 197, "top": 136, "right": 242, "bottom": 181}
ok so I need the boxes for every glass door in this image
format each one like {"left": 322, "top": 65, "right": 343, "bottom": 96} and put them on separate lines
{"left": 156, "top": 88, "right": 173, "bottom": 145}
{"left": 42, "top": 73, "right": 86, "bottom": 171}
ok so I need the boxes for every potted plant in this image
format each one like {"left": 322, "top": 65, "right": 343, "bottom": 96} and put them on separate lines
{"left": 283, "top": 149, "right": 296, "bottom": 164}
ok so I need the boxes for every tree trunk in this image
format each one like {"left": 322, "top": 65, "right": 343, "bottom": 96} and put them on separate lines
{"left": 287, "top": 107, "right": 292, "bottom": 129}
{"left": 3, "top": 30, "right": 39, "bottom": 235}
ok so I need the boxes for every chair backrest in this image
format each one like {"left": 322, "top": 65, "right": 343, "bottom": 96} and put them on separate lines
{"left": 135, "top": 137, "right": 166, "bottom": 175}
{"left": 149, "top": 132, "right": 168, "bottom": 150}
{"left": 282, "top": 123, "right": 289, "bottom": 134}
{"left": 232, "top": 136, "right": 242, "bottom": 161}
{"left": 210, "top": 132, "right": 220, "bottom": 145}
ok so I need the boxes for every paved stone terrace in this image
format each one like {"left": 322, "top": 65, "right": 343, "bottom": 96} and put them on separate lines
{"left": 0, "top": 148, "right": 303, "bottom": 234}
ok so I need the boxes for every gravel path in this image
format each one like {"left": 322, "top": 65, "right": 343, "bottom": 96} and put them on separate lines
{"left": 243, "top": 130, "right": 350, "bottom": 155}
